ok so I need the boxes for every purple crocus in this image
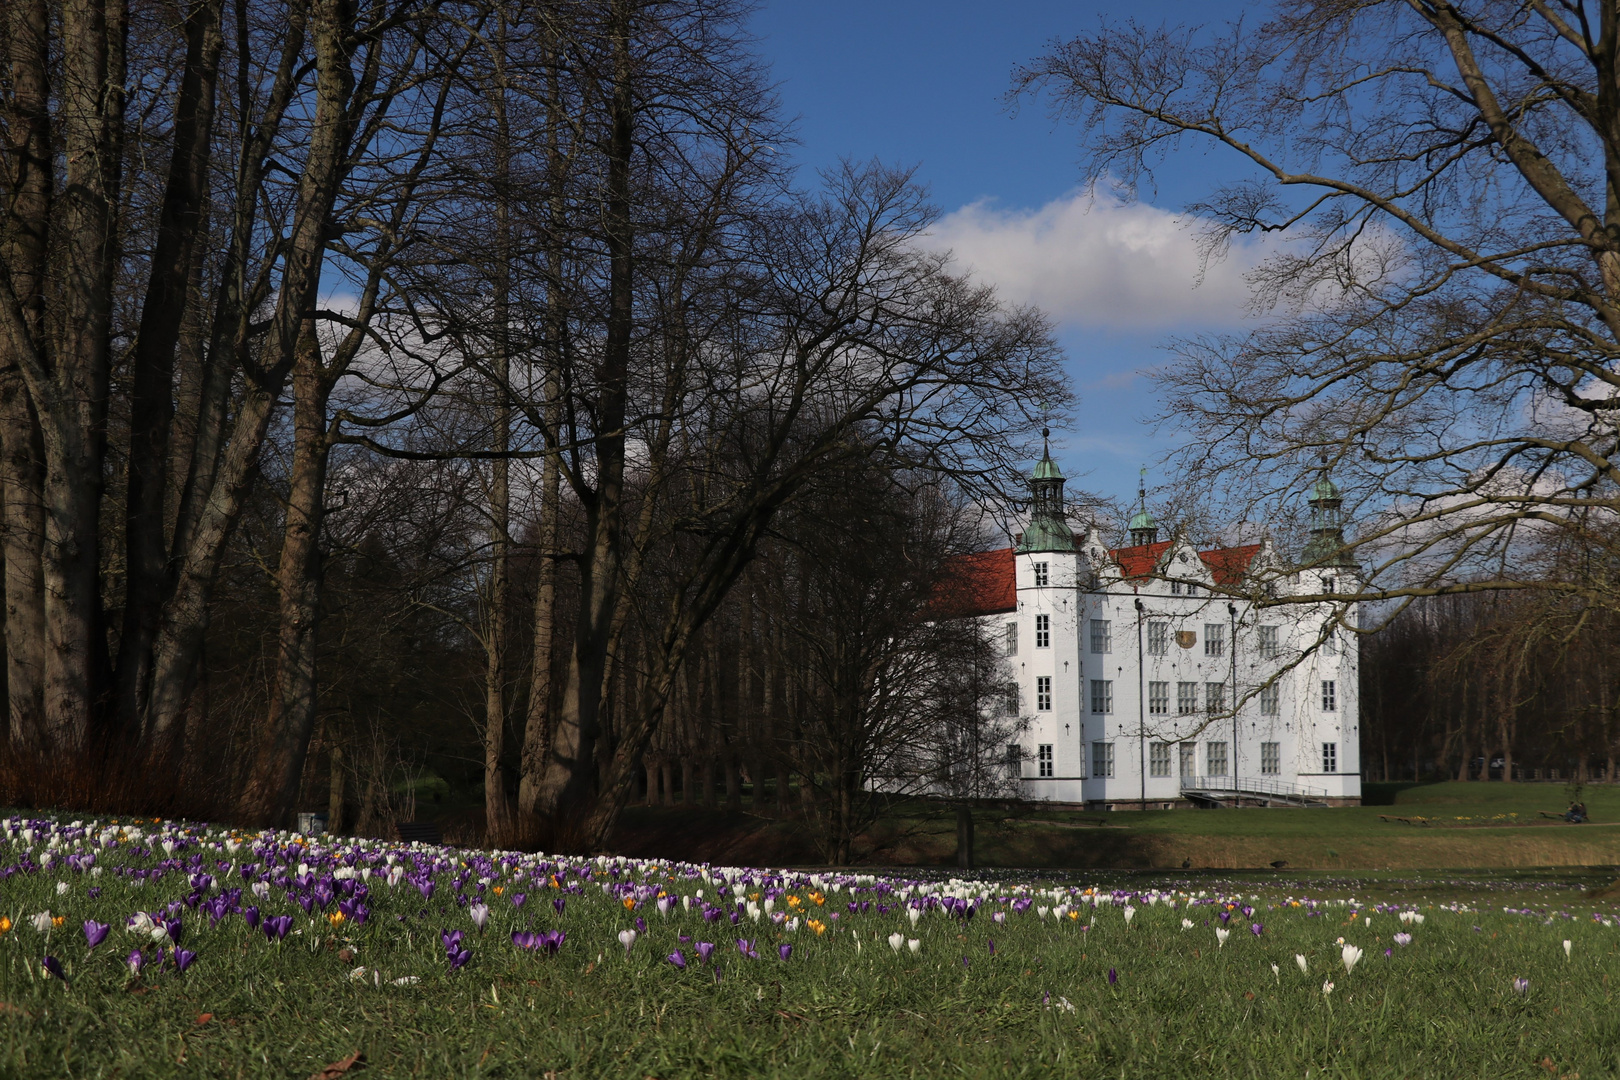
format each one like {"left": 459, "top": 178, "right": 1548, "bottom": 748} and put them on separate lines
{"left": 41, "top": 956, "right": 65, "bottom": 981}
{"left": 441, "top": 929, "right": 464, "bottom": 954}
{"left": 243, "top": 906, "right": 261, "bottom": 930}
{"left": 512, "top": 930, "right": 538, "bottom": 950}
{"left": 1513, "top": 977, "right": 1530, "bottom": 997}
{"left": 447, "top": 947, "right": 472, "bottom": 971}
{"left": 667, "top": 950, "right": 687, "bottom": 970}
{"left": 778, "top": 944, "right": 793, "bottom": 961}
{"left": 539, "top": 930, "right": 566, "bottom": 955}
{"left": 173, "top": 948, "right": 197, "bottom": 973}
{"left": 164, "top": 918, "right": 183, "bottom": 946}
{"left": 1250, "top": 923, "right": 1264, "bottom": 937}
{"left": 510, "top": 892, "right": 526, "bottom": 909}
{"left": 696, "top": 941, "right": 715, "bottom": 964}
{"left": 83, "top": 920, "right": 109, "bottom": 950}
{"left": 263, "top": 915, "right": 293, "bottom": 942}
{"left": 126, "top": 950, "right": 144, "bottom": 976}
{"left": 635, "top": 916, "right": 647, "bottom": 934}
{"left": 1107, "top": 967, "right": 1118, "bottom": 986}
{"left": 987, "top": 938, "right": 996, "bottom": 956}
{"left": 737, "top": 939, "right": 758, "bottom": 959}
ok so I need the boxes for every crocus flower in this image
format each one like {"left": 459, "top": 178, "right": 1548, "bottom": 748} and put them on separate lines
{"left": 510, "top": 893, "right": 526, "bottom": 909}
{"left": 126, "top": 950, "right": 143, "bottom": 976}
{"left": 987, "top": 938, "right": 996, "bottom": 956}
{"left": 83, "top": 921, "right": 109, "bottom": 950}
{"left": 1563, "top": 940, "right": 1572, "bottom": 959}
{"left": 887, "top": 932, "right": 904, "bottom": 953}
{"left": 511, "top": 931, "right": 537, "bottom": 950}
{"left": 1250, "top": 923, "right": 1263, "bottom": 937}
{"left": 441, "top": 929, "right": 464, "bottom": 954}
{"left": 1215, "top": 928, "right": 1230, "bottom": 947}
{"left": 992, "top": 911, "right": 1006, "bottom": 924}
{"left": 1322, "top": 980, "right": 1334, "bottom": 997}
{"left": 243, "top": 906, "right": 261, "bottom": 930}
{"left": 634, "top": 916, "right": 647, "bottom": 934}
{"left": 447, "top": 948, "right": 472, "bottom": 971}
{"left": 696, "top": 942, "right": 714, "bottom": 963}
{"left": 41, "top": 956, "right": 65, "bottom": 981}
{"left": 907, "top": 939, "right": 921, "bottom": 954}
{"left": 619, "top": 929, "right": 637, "bottom": 954}
{"left": 1341, "top": 944, "right": 1363, "bottom": 974}
{"left": 1180, "top": 918, "right": 1193, "bottom": 931}
{"left": 173, "top": 948, "right": 197, "bottom": 973}
{"left": 30, "top": 912, "right": 53, "bottom": 934}
{"left": 539, "top": 931, "right": 565, "bottom": 955}
{"left": 1513, "top": 977, "right": 1530, "bottom": 997}
{"left": 552, "top": 897, "right": 565, "bottom": 915}
{"left": 667, "top": 950, "right": 687, "bottom": 970}
{"left": 1122, "top": 906, "right": 1135, "bottom": 927}
{"left": 164, "top": 918, "right": 183, "bottom": 947}
{"left": 1295, "top": 954, "right": 1308, "bottom": 974}
{"left": 778, "top": 944, "right": 792, "bottom": 961}
{"left": 263, "top": 915, "right": 293, "bottom": 942}
{"left": 1107, "top": 967, "right": 1118, "bottom": 986}
{"left": 1392, "top": 932, "right": 1412, "bottom": 947}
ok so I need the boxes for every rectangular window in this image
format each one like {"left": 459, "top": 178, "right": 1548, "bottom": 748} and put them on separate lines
{"left": 1261, "top": 742, "right": 1280, "bottom": 775}
{"left": 1038, "top": 744, "right": 1053, "bottom": 778}
{"left": 1004, "top": 622, "right": 1018, "bottom": 656}
{"left": 1259, "top": 683, "right": 1280, "bottom": 716}
{"left": 1091, "top": 741, "right": 1115, "bottom": 779}
{"left": 1005, "top": 744, "right": 1023, "bottom": 778}
{"left": 1089, "top": 679, "right": 1113, "bottom": 715}
{"left": 1205, "top": 681, "right": 1226, "bottom": 714}
{"left": 1090, "top": 619, "right": 1111, "bottom": 654}
{"left": 1204, "top": 623, "right": 1226, "bottom": 658}
{"left": 1321, "top": 680, "right": 1337, "bottom": 712}
{"left": 1179, "top": 741, "right": 1197, "bottom": 778}
{"left": 1033, "top": 562, "right": 1049, "bottom": 587}
{"left": 1323, "top": 629, "right": 1338, "bottom": 656}
{"left": 1149, "top": 742, "right": 1172, "bottom": 778}
{"left": 1258, "top": 625, "right": 1279, "bottom": 660}
{"left": 1036, "top": 677, "right": 1052, "bottom": 712}
{"left": 1322, "top": 742, "right": 1338, "bottom": 773}
{"left": 1206, "top": 741, "right": 1229, "bottom": 776}
{"left": 1035, "top": 614, "right": 1050, "bottom": 649}
{"left": 1170, "top": 580, "right": 1182, "bottom": 596}
{"left": 1148, "top": 681, "right": 1169, "bottom": 715}
{"left": 1322, "top": 576, "right": 1336, "bottom": 594}
{"left": 1146, "top": 621, "right": 1168, "bottom": 656}
{"left": 1177, "top": 682, "right": 1199, "bottom": 715}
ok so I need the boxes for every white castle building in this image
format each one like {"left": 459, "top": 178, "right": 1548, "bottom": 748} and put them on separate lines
{"left": 948, "top": 438, "right": 1361, "bottom": 809}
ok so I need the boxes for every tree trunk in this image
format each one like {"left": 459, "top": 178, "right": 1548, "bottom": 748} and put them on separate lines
{"left": 531, "top": 0, "right": 635, "bottom": 843}
{"left": 0, "top": 0, "right": 52, "bottom": 755}
{"left": 327, "top": 740, "right": 345, "bottom": 835}
{"left": 237, "top": 323, "right": 331, "bottom": 825}
{"left": 115, "top": 0, "right": 223, "bottom": 737}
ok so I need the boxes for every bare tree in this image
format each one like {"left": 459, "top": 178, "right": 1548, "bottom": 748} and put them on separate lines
{"left": 1016, "top": 2, "right": 1620, "bottom": 614}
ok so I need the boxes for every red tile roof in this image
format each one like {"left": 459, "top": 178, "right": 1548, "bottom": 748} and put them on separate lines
{"left": 1110, "top": 540, "right": 1173, "bottom": 580}
{"left": 1108, "top": 540, "right": 1263, "bottom": 587}
{"left": 930, "top": 547, "right": 1017, "bottom": 619}
{"left": 1199, "top": 543, "right": 1263, "bottom": 586}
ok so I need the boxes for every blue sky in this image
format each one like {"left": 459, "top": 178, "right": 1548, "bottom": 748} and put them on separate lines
{"left": 751, "top": 0, "right": 1264, "bottom": 512}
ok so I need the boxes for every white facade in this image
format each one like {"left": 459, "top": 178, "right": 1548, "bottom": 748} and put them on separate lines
{"left": 974, "top": 446, "right": 1362, "bottom": 808}
{"left": 1001, "top": 541, "right": 1361, "bottom": 807}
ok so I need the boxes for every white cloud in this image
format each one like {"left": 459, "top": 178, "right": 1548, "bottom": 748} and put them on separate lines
{"left": 922, "top": 188, "right": 1271, "bottom": 331}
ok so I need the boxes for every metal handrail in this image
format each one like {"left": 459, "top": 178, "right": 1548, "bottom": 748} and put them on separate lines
{"left": 1179, "top": 775, "right": 1329, "bottom": 800}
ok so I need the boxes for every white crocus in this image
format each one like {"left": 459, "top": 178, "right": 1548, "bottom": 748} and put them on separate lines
{"left": 1180, "top": 918, "right": 1194, "bottom": 931}
{"left": 888, "top": 932, "right": 905, "bottom": 953}
{"left": 1322, "top": 980, "right": 1335, "bottom": 997}
{"left": 907, "top": 939, "right": 921, "bottom": 954}
{"left": 1122, "top": 905, "right": 1136, "bottom": 927}
{"left": 30, "top": 911, "right": 52, "bottom": 933}
{"left": 1295, "top": 954, "right": 1308, "bottom": 974}
{"left": 1563, "top": 940, "right": 1573, "bottom": 959}
{"left": 1341, "top": 944, "right": 1363, "bottom": 974}
{"left": 1215, "top": 928, "right": 1230, "bottom": 947}
{"left": 618, "top": 929, "right": 637, "bottom": 953}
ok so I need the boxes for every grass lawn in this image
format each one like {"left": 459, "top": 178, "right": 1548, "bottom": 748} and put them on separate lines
{"left": 3, "top": 812, "right": 1620, "bottom": 1078}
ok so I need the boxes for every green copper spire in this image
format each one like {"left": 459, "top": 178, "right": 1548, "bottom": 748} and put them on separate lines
{"left": 1128, "top": 467, "right": 1158, "bottom": 546}
{"left": 1017, "top": 428, "right": 1075, "bottom": 553}
{"left": 1300, "top": 464, "right": 1356, "bottom": 568}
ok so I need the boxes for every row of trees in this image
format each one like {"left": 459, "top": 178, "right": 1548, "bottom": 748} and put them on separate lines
{"left": 0, "top": 0, "right": 1064, "bottom": 854}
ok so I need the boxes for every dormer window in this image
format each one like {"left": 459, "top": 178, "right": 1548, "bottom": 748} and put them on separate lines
{"left": 1170, "top": 580, "right": 1182, "bottom": 596}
